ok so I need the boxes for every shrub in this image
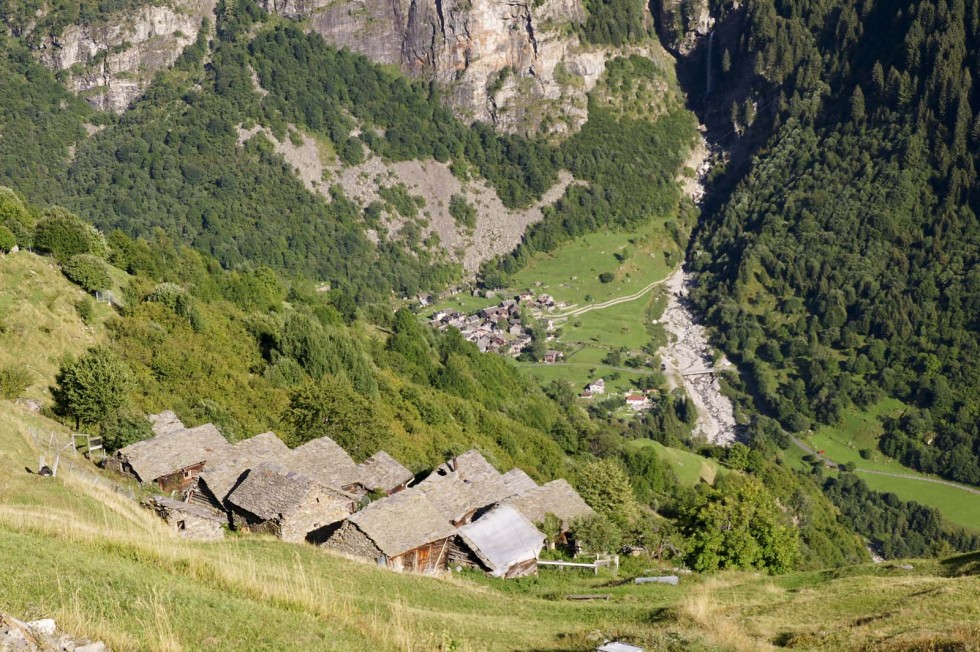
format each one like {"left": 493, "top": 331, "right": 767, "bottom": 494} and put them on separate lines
{"left": 63, "top": 254, "right": 111, "bottom": 292}
{"left": 859, "top": 448, "right": 872, "bottom": 460}
{"left": 145, "top": 282, "right": 192, "bottom": 315}
{"left": 448, "top": 194, "right": 477, "bottom": 229}
{"left": 33, "top": 209, "right": 107, "bottom": 261}
{"left": 0, "top": 364, "right": 32, "bottom": 399}
{"left": 100, "top": 407, "right": 153, "bottom": 453}
{"left": 598, "top": 272, "right": 615, "bottom": 283}
{"left": 0, "top": 187, "right": 35, "bottom": 246}
{"left": 75, "top": 296, "right": 95, "bottom": 325}
{"left": 0, "top": 225, "right": 15, "bottom": 253}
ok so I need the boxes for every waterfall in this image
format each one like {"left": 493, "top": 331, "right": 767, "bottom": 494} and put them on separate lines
{"left": 705, "top": 30, "right": 716, "bottom": 97}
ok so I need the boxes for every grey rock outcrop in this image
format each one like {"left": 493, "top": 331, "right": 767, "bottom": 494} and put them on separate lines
{"left": 35, "top": 0, "right": 216, "bottom": 112}
{"left": 0, "top": 614, "right": 108, "bottom": 651}
{"left": 652, "top": 0, "right": 713, "bottom": 55}
{"left": 261, "top": 0, "right": 611, "bottom": 135}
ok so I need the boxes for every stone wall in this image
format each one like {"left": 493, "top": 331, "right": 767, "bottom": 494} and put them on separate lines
{"left": 279, "top": 491, "right": 353, "bottom": 544}
{"left": 323, "top": 521, "right": 384, "bottom": 560}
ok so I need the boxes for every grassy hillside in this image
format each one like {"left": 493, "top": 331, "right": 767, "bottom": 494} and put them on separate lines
{"left": 1, "top": 401, "right": 979, "bottom": 651}
{"left": 0, "top": 251, "right": 115, "bottom": 400}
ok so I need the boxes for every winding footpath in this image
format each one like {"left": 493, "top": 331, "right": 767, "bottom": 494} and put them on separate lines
{"left": 548, "top": 277, "right": 666, "bottom": 320}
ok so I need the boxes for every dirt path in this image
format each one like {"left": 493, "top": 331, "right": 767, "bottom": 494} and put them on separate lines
{"left": 549, "top": 277, "right": 667, "bottom": 319}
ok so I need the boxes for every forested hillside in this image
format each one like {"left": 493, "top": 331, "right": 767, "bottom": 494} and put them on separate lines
{"left": 691, "top": 0, "right": 980, "bottom": 485}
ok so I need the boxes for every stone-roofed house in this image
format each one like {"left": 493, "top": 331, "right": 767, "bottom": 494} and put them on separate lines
{"left": 225, "top": 463, "right": 357, "bottom": 544}
{"left": 147, "top": 495, "right": 225, "bottom": 542}
{"left": 354, "top": 451, "right": 413, "bottom": 495}
{"left": 193, "top": 432, "right": 290, "bottom": 511}
{"left": 323, "top": 490, "right": 457, "bottom": 573}
{"left": 416, "top": 450, "right": 512, "bottom": 526}
{"left": 500, "top": 468, "right": 538, "bottom": 497}
{"left": 449, "top": 505, "right": 545, "bottom": 578}
{"left": 148, "top": 410, "right": 185, "bottom": 436}
{"left": 286, "top": 437, "right": 360, "bottom": 492}
{"left": 503, "top": 479, "right": 594, "bottom": 531}
{"left": 108, "top": 423, "right": 232, "bottom": 492}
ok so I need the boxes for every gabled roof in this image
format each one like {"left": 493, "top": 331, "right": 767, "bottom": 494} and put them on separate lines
{"left": 226, "top": 463, "right": 354, "bottom": 521}
{"left": 457, "top": 505, "right": 545, "bottom": 577}
{"left": 286, "top": 437, "right": 359, "bottom": 488}
{"left": 417, "top": 449, "right": 512, "bottom": 523}
{"left": 500, "top": 468, "right": 538, "bottom": 496}
{"left": 347, "top": 489, "right": 456, "bottom": 557}
{"left": 197, "top": 432, "right": 290, "bottom": 503}
{"left": 503, "top": 479, "right": 594, "bottom": 527}
{"left": 147, "top": 410, "right": 185, "bottom": 437}
{"left": 117, "top": 423, "right": 231, "bottom": 484}
{"left": 356, "top": 451, "right": 413, "bottom": 493}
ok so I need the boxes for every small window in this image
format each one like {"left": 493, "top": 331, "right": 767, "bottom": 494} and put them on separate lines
{"left": 176, "top": 520, "right": 186, "bottom": 531}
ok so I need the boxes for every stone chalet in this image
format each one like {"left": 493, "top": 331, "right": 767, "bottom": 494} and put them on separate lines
{"left": 147, "top": 495, "right": 225, "bottom": 541}
{"left": 107, "top": 419, "right": 231, "bottom": 492}
{"left": 225, "top": 463, "right": 357, "bottom": 544}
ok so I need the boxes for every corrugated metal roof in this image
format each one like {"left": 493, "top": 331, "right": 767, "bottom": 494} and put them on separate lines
{"left": 457, "top": 505, "right": 544, "bottom": 577}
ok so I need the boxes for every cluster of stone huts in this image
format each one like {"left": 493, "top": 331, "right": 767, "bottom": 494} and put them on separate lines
{"left": 109, "top": 412, "right": 594, "bottom": 578}
{"left": 429, "top": 292, "right": 564, "bottom": 356}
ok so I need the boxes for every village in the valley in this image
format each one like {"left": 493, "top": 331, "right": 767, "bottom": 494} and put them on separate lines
{"left": 109, "top": 411, "right": 596, "bottom": 579}
{"left": 426, "top": 291, "right": 657, "bottom": 413}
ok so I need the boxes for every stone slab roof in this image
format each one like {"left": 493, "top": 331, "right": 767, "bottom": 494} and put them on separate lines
{"left": 503, "top": 479, "right": 594, "bottom": 528}
{"left": 117, "top": 423, "right": 231, "bottom": 484}
{"left": 356, "top": 451, "right": 413, "bottom": 493}
{"left": 347, "top": 490, "right": 456, "bottom": 557}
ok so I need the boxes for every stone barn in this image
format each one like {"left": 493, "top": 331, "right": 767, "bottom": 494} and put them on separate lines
{"left": 324, "top": 490, "right": 456, "bottom": 573}
{"left": 503, "top": 479, "right": 594, "bottom": 531}
{"left": 225, "top": 464, "right": 357, "bottom": 544}
{"left": 500, "top": 468, "right": 538, "bottom": 496}
{"left": 193, "top": 432, "right": 290, "bottom": 511}
{"left": 286, "top": 437, "right": 361, "bottom": 493}
{"left": 147, "top": 496, "right": 225, "bottom": 542}
{"left": 107, "top": 423, "right": 232, "bottom": 492}
{"left": 352, "top": 451, "right": 413, "bottom": 495}
{"left": 450, "top": 505, "right": 545, "bottom": 578}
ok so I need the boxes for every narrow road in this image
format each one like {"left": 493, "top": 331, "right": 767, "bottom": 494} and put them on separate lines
{"left": 548, "top": 276, "right": 668, "bottom": 320}
{"left": 789, "top": 435, "right": 980, "bottom": 496}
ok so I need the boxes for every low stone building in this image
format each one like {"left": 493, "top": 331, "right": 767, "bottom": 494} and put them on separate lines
{"left": 451, "top": 505, "right": 545, "bottom": 578}
{"left": 225, "top": 464, "right": 357, "bottom": 544}
{"left": 353, "top": 451, "right": 414, "bottom": 495}
{"left": 193, "top": 432, "right": 290, "bottom": 511}
{"left": 500, "top": 468, "right": 538, "bottom": 496}
{"left": 503, "top": 479, "right": 594, "bottom": 530}
{"left": 107, "top": 423, "right": 232, "bottom": 492}
{"left": 324, "top": 490, "right": 456, "bottom": 573}
{"left": 286, "top": 436, "right": 361, "bottom": 493}
{"left": 147, "top": 495, "right": 225, "bottom": 541}
{"left": 147, "top": 410, "right": 186, "bottom": 437}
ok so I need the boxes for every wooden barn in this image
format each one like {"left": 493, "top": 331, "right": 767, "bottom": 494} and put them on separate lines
{"left": 107, "top": 423, "right": 232, "bottom": 492}
{"left": 193, "top": 432, "right": 290, "bottom": 511}
{"left": 450, "top": 505, "right": 545, "bottom": 578}
{"left": 324, "top": 490, "right": 456, "bottom": 573}
{"left": 225, "top": 463, "right": 357, "bottom": 544}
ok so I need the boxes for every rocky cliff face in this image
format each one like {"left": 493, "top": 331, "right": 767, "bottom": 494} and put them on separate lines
{"left": 652, "top": 0, "right": 713, "bottom": 56}
{"left": 35, "top": 0, "right": 215, "bottom": 112}
{"left": 262, "top": 0, "right": 613, "bottom": 136}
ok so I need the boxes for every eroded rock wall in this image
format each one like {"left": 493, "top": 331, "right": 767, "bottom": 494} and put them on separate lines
{"left": 35, "top": 0, "right": 216, "bottom": 112}
{"left": 261, "top": 0, "right": 612, "bottom": 135}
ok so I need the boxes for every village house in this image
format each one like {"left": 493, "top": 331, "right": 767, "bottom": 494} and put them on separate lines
{"left": 107, "top": 422, "right": 232, "bottom": 492}
{"left": 324, "top": 490, "right": 457, "bottom": 573}
{"left": 225, "top": 463, "right": 357, "bottom": 544}
{"left": 192, "top": 431, "right": 290, "bottom": 511}
{"left": 625, "top": 394, "right": 651, "bottom": 411}
{"left": 587, "top": 378, "right": 606, "bottom": 394}
{"left": 352, "top": 451, "right": 414, "bottom": 495}
{"left": 543, "top": 350, "right": 564, "bottom": 364}
{"left": 147, "top": 495, "right": 225, "bottom": 542}
{"left": 503, "top": 479, "right": 594, "bottom": 531}
{"left": 416, "top": 450, "right": 514, "bottom": 525}
{"left": 449, "top": 505, "right": 545, "bottom": 578}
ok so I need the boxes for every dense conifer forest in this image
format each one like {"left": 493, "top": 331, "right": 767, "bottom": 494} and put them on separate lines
{"left": 692, "top": 0, "right": 980, "bottom": 485}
